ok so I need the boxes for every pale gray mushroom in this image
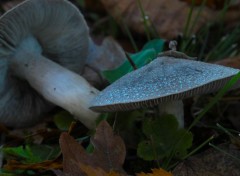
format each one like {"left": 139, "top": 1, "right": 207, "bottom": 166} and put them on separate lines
{"left": 90, "top": 51, "right": 240, "bottom": 128}
{"left": 0, "top": 0, "right": 101, "bottom": 128}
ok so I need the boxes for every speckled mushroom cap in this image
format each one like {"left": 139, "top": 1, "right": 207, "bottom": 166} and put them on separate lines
{"left": 90, "top": 56, "right": 240, "bottom": 112}
{"left": 0, "top": 0, "right": 89, "bottom": 127}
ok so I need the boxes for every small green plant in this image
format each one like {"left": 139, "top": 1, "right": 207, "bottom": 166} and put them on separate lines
{"left": 2, "top": 145, "right": 60, "bottom": 164}
{"left": 102, "top": 39, "right": 164, "bottom": 83}
{"left": 137, "top": 114, "right": 193, "bottom": 169}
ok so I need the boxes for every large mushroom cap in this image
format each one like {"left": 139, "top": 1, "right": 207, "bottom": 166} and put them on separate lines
{"left": 0, "top": 0, "right": 89, "bottom": 69}
{"left": 90, "top": 56, "right": 240, "bottom": 112}
{"left": 0, "top": 0, "right": 90, "bottom": 127}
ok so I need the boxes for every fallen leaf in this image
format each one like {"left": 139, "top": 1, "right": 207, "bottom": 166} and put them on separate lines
{"left": 55, "top": 160, "right": 125, "bottom": 176}
{"left": 180, "top": 0, "right": 226, "bottom": 9}
{"left": 84, "top": 0, "right": 106, "bottom": 13}
{"left": 90, "top": 121, "right": 126, "bottom": 172}
{"left": 223, "top": 1, "right": 240, "bottom": 28}
{"left": 3, "top": 159, "right": 62, "bottom": 171}
{"left": 83, "top": 37, "right": 126, "bottom": 88}
{"left": 8, "top": 121, "right": 49, "bottom": 144}
{"left": 58, "top": 121, "right": 127, "bottom": 176}
{"left": 100, "top": 0, "right": 216, "bottom": 39}
{"left": 136, "top": 168, "right": 173, "bottom": 176}
{"left": 215, "top": 56, "right": 240, "bottom": 69}
{"left": 78, "top": 162, "right": 125, "bottom": 176}
{"left": 172, "top": 144, "right": 240, "bottom": 176}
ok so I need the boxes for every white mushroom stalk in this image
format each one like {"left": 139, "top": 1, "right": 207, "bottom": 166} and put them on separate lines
{"left": 11, "top": 36, "right": 99, "bottom": 128}
{"left": 158, "top": 101, "right": 184, "bottom": 128}
{"left": 0, "top": 0, "right": 102, "bottom": 128}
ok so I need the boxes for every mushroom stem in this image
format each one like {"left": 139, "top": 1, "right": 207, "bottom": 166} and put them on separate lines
{"left": 158, "top": 100, "right": 184, "bottom": 128}
{"left": 10, "top": 37, "right": 99, "bottom": 128}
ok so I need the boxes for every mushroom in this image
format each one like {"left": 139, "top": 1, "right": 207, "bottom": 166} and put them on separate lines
{"left": 90, "top": 50, "right": 240, "bottom": 128}
{"left": 0, "top": 0, "right": 101, "bottom": 128}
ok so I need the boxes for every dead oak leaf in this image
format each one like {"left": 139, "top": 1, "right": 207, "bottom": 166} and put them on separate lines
{"left": 3, "top": 159, "right": 62, "bottom": 171}
{"left": 215, "top": 56, "right": 240, "bottom": 69}
{"left": 58, "top": 121, "right": 126, "bottom": 176}
{"left": 100, "top": 0, "right": 240, "bottom": 39}
{"left": 180, "top": 0, "right": 226, "bottom": 9}
{"left": 55, "top": 160, "right": 125, "bottom": 176}
{"left": 78, "top": 161, "right": 125, "bottom": 176}
{"left": 100, "top": 0, "right": 216, "bottom": 39}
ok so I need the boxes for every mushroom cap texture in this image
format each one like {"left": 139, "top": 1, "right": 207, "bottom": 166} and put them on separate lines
{"left": 90, "top": 56, "right": 240, "bottom": 112}
{"left": 0, "top": 0, "right": 89, "bottom": 127}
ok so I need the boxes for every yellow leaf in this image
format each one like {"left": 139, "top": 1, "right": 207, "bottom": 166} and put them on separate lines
{"left": 108, "top": 171, "right": 125, "bottom": 176}
{"left": 136, "top": 168, "right": 173, "bottom": 176}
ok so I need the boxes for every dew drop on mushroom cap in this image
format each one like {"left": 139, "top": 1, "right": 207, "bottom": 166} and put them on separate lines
{"left": 90, "top": 54, "right": 240, "bottom": 126}
{"left": 0, "top": 0, "right": 98, "bottom": 128}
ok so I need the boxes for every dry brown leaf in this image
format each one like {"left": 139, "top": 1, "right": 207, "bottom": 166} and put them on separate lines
{"left": 215, "top": 56, "right": 240, "bottom": 69}
{"left": 172, "top": 144, "right": 240, "bottom": 176}
{"left": 58, "top": 120, "right": 126, "bottom": 176}
{"left": 78, "top": 162, "right": 125, "bottom": 176}
{"left": 180, "top": 0, "right": 226, "bottom": 9}
{"left": 136, "top": 168, "right": 173, "bottom": 176}
{"left": 100, "top": 0, "right": 240, "bottom": 39}
{"left": 55, "top": 159, "right": 125, "bottom": 176}
{"left": 225, "top": 2, "right": 240, "bottom": 28}
{"left": 84, "top": 0, "right": 106, "bottom": 13}
{"left": 3, "top": 159, "right": 62, "bottom": 171}
{"left": 100, "top": 0, "right": 216, "bottom": 39}
{"left": 90, "top": 120, "right": 126, "bottom": 172}
{"left": 83, "top": 37, "right": 125, "bottom": 88}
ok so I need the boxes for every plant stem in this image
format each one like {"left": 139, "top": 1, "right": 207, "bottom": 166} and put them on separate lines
{"left": 136, "top": 0, "right": 151, "bottom": 41}
{"left": 209, "top": 142, "right": 240, "bottom": 163}
{"left": 188, "top": 72, "right": 240, "bottom": 131}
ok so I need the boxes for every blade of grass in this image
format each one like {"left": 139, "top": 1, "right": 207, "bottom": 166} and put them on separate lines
{"left": 188, "top": 0, "right": 207, "bottom": 37}
{"left": 182, "top": 135, "right": 214, "bottom": 160}
{"left": 206, "top": 26, "right": 240, "bottom": 61}
{"left": 216, "top": 123, "right": 235, "bottom": 137}
{"left": 181, "top": 0, "right": 208, "bottom": 53}
{"left": 216, "top": 123, "right": 240, "bottom": 146}
{"left": 167, "top": 135, "right": 214, "bottom": 170}
{"left": 188, "top": 72, "right": 240, "bottom": 131}
{"left": 197, "top": 25, "right": 210, "bottom": 60}
{"left": 121, "top": 18, "right": 139, "bottom": 52}
{"left": 209, "top": 142, "right": 240, "bottom": 163}
{"left": 182, "top": 0, "right": 195, "bottom": 39}
{"left": 204, "top": 124, "right": 240, "bottom": 134}
{"left": 215, "top": 0, "right": 234, "bottom": 35}
{"left": 136, "top": 0, "right": 151, "bottom": 41}
{"left": 125, "top": 53, "right": 138, "bottom": 70}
